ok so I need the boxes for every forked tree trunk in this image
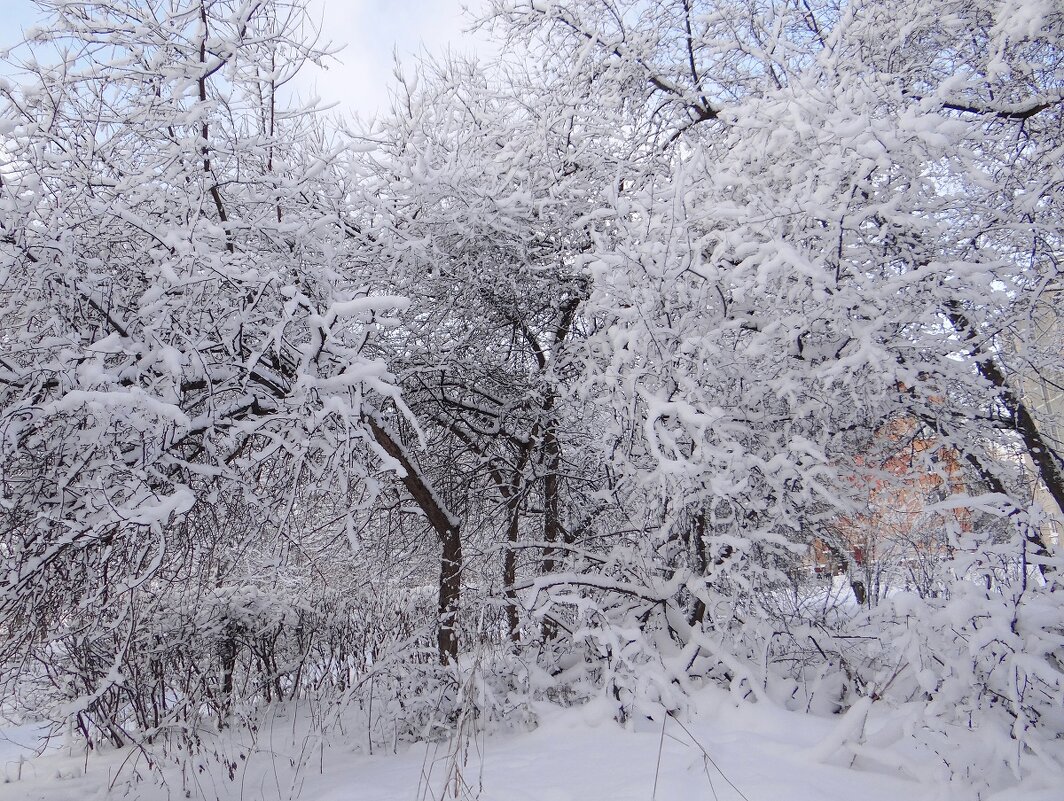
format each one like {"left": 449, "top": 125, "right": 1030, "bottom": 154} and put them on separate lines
{"left": 367, "top": 416, "right": 463, "bottom": 664}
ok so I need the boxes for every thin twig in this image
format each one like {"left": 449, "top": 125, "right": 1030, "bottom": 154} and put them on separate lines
{"left": 666, "top": 712, "right": 751, "bottom": 801}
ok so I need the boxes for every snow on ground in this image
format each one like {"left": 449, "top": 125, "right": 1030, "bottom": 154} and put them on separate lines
{"left": 0, "top": 723, "right": 56, "bottom": 784}
{"left": 0, "top": 688, "right": 974, "bottom": 801}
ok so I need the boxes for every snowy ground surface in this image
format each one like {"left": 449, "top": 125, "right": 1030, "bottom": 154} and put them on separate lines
{"left": 0, "top": 687, "right": 1034, "bottom": 801}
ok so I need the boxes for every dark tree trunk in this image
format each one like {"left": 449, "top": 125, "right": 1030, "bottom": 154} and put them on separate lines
{"left": 219, "top": 621, "right": 238, "bottom": 721}
{"left": 945, "top": 303, "right": 1060, "bottom": 571}
{"left": 368, "top": 416, "right": 463, "bottom": 664}
{"left": 438, "top": 526, "right": 462, "bottom": 663}
{"left": 688, "top": 510, "right": 708, "bottom": 626}
{"left": 504, "top": 495, "right": 522, "bottom": 642}
{"left": 540, "top": 417, "right": 562, "bottom": 641}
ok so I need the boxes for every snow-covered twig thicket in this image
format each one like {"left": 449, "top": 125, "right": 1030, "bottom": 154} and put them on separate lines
{"left": 1, "top": 1, "right": 1062, "bottom": 798}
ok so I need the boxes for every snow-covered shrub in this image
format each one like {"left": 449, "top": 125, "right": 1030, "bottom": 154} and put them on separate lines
{"left": 855, "top": 540, "right": 1064, "bottom": 794}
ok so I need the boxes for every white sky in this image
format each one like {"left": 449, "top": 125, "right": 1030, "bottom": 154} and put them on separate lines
{"left": 300, "top": 0, "right": 491, "bottom": 116}
{"left": 0, "top": 0, "right": 491, "bottom": 117}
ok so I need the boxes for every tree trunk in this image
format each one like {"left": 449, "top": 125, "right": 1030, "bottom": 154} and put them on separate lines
{"left": 367, "top": 416, "right": 463, "bottom": 664}
{"left": 688, "top": 510, "right": 708, "bottom": 626}
{"left": 438, "top": 526, "right": 462, "bottom": 663}
{"left": 945, "top": 303, "right": 1060, "bottom": 570}
{"left": 504, "top": 494, "right": 522, "bottom": 643}
{"left": 540, "top": 416, "right": 562, "bottom": 641}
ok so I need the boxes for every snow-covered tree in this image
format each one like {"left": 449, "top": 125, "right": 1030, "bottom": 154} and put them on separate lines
{"left": 482, "top": 0, "right": 1064, "bottom": 783}
{"left": 0, "top": 0, "right": 410, "bottom": 732}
